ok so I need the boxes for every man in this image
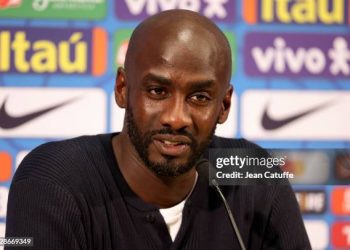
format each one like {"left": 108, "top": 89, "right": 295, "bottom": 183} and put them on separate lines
{"left": 6, "top": 10, "right": 311, "bottom": 249}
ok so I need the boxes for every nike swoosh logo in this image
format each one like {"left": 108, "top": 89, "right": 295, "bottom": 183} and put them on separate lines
{"left": 262, "top": 100, "right": 335, "bottom": 130}
{"left": 0, "top": 97, "right": 77, "bottom": 129}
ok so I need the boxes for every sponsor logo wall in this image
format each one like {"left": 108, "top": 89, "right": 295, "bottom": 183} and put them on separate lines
{"left": 0, "top": 0, "right": 349, "bottom": 249}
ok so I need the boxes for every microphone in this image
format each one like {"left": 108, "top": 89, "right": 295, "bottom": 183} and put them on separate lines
{"left": 196, "top": 159, "right": 246, "bottom": 250}
{"left": 211, "top": 179, "right": 246, "bottom": 250}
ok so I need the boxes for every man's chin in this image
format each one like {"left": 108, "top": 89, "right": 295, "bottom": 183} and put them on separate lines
{"left": 146, "top": 159, "right": 195, "bottom": 177}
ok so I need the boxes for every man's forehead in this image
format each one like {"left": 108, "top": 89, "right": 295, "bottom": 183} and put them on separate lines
{"left": 127, "top": 10, "right": 229, "bottom": 60}
{"left": 132, "top": 21, "right": 221, "bottom": 68}
{"left": 125, "top": 10, "right": 232, "bottom": 86}
{"left": 135, "top": 17, "right": 217, "bottom": 47}
{"left": 129, "top": 36, "right": 226, "bottom": 90}
{"left": 147, "top": 32, "right": 216, "bottom": 63}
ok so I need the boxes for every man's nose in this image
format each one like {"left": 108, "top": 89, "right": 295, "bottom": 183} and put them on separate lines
{"left": 159, "top": 95, "right": 192, "bottom": 131}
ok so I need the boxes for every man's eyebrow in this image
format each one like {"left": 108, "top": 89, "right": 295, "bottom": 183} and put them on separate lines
{"left": 142, "top": 73, "right": 215, "bottom": 90}
{"left": 188, "top": 80, "right": 215, "bottom": 90}
{"left": 142, "top": 73, "right": 172, "bottom": 86}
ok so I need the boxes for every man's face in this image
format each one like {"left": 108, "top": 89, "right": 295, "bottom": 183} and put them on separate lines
{"left": 122, "top": 28, "right": 231, "bottom": 177}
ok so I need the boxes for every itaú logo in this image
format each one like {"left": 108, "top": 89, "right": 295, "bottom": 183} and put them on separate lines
{"left": 243, "top": 0, "right": 349, "bottom": 25}
{"left": 0, "top": 27, "right": 107, "bottom": 75}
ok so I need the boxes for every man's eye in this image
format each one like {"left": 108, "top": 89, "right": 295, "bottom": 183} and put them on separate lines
{"left": 148, "top": 88, "right": 166, "bottom": 96}
{"left": 190, "top": 94, "right": 211, "bottom": 103}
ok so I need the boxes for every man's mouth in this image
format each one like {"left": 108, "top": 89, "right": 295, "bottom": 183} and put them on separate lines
{"left": 152, "top": 135, "right": 191, "bottom": 157}
{"left": 162, "top": 140, "right": 186, "bottom": 145}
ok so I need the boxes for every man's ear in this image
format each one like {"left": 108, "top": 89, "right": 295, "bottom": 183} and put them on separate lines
{"left": 115, "top": 67, "right": 127, "bottom": 108}
{"left": 218, "top": 85, "right": 233, "bottom": 124}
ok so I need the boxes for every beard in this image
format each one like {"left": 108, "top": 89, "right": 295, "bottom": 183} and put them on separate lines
{"left": 126, "top": 107, "right": 216, "bottom": 177}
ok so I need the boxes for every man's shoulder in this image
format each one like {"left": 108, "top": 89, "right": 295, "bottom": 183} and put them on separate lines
{"left": 25, "top": 134, "right": 104, "bottom": 162}
{"left": 13, "top": 134, "right": 111, "bottom": 185}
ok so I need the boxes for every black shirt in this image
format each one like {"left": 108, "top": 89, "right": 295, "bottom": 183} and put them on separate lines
{"left": 6, "top": 134, "right": 311, "bottom": 249}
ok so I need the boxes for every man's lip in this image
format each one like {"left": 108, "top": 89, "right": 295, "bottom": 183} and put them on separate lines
{"left": 152, "top": 134, "right": 192, "bottom": 145}
{"left": 153, "top": 139, "right": 190, "bottom": 157}
{"left": 152, "top": 134, "right": 192, "bottom": 157}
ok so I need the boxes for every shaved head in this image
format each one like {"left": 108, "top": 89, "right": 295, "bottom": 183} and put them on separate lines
{"left": 124, "top": 9, "right": 232, "bottom": 87}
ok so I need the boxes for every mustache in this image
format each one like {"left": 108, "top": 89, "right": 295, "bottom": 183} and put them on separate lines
{"left": 148, "top": 128, "right": 195, "bottom": 143}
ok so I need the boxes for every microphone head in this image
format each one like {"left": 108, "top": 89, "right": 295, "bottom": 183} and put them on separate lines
{"left": 211, "top": 178, "right": 219, "bottom": 187}
{"left": 195, "top": 159, "right": 219, "bottom": 188}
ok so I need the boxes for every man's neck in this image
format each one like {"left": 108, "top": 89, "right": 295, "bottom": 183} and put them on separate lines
{"left": 112, "top": 132, "right": 197, "bottom": 208}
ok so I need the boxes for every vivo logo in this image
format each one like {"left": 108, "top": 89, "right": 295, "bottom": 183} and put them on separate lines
{"left": 115, "top": 0, "right": 235, "bottom": 22}
{"left": 245, "top": 32, "right": 350, "bottom": 78}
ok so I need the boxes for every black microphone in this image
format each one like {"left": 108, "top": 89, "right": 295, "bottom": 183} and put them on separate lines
{"left": 211, "top": 179, "right": 246, "bottom": 250}
{"left": 196, "top": 159, "right": 247, "bottom": 250}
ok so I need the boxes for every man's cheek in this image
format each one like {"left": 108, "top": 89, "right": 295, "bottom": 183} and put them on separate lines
{"left": 191, "top": 105, "right": 220, "bottom": 122}
{"left": 143, "top": 101, "right": 163, "bottom": 114}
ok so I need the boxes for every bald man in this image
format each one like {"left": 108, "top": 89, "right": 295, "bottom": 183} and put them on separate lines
{"left": 6, "top": 10, "right": 311, "bottom": 250}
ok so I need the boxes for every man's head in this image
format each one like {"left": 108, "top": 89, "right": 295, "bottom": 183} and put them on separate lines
{"left": 115, "top": 10, "right": 233, "bottom": 177}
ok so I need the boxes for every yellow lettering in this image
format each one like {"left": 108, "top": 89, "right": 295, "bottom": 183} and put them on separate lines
{"left": 59, "top": 32, "right": 87, "bottom": 73}
{"left": 292, "top": 0, "right": 317, "bottom": 23}
{"left": 319, "top": 0, "right": 344, "bottom": 24}
{"left": 11, "top": 32, "right": 30, "bottom": 73}
{"left": 261, "top": 0, "right": 274, "bottom": 22}
{"left": 261, "top": 0, "right": 345, "bottom": 25}
{"left": 276, "top": 0, "right": 291, "bottom": 23}
{"left": 0, "top": 31, "right": 10, "bottom": 71}
{"left": 31, "top": 41, "right": 57, "bottom": 73}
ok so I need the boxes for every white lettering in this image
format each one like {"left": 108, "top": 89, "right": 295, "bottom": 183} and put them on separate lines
{"left": 124, "top": 0, "right": 148, "bottom": 15}
{"left": 179, "top": 0, "right": 200, "bottom": 11}
{"left": 285, "top": 48, "right": 305, "bottom": 73}
{"left": 251, "top": 37, "right": 327, "bottom": 74}
{"left": 203, "top": 0, "right": 227, "bottom": 18}
{"left": 251, "top": 47, "right": 275, "bottom": 72}
{"left": 305, "top": 193, "right": 325, "bottom": 212}
{"left": 329, "top": 37, "right": 350, "bottom": 75}
{"left": 275, "top": 37, "right": 286, "bottom": 73}
{"left": 156, "top": 0, "right": 178, "bottom": 12}
{"left": 305, "top": 48, "right": 326, "bottom": 74}
{"left": 124, "top": 0, "right": 227, "bottom": 18}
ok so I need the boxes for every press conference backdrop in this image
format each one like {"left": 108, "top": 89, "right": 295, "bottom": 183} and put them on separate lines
{"left": 0, "top": 0, "right": 349, "bottom": 249}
